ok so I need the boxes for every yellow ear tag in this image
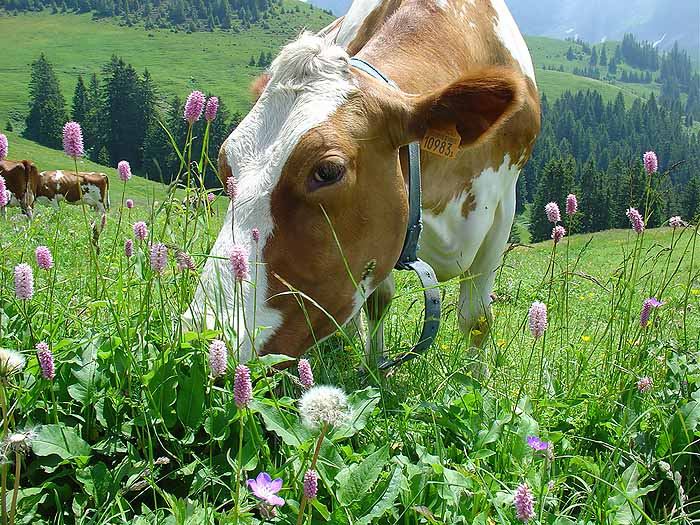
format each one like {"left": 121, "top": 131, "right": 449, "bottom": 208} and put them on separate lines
{"left": 421, "top": 125, "right": 461, "bottom": 159}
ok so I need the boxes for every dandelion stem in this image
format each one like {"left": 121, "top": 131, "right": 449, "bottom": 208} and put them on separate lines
{"left": 9, "top": 451, "right": 20, "bottom": 525}
{"left": 1, "top": 385, "right": 8, "bottom": 525}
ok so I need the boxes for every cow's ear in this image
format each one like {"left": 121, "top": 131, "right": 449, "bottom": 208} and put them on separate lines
{"left": 398, "top": 67, "right": 524, "bottom": 148}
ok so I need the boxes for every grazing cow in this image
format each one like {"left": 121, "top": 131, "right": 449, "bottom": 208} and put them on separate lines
{"left": 185, "top": 0, "right": 540, "bottom": 365}
{"left": 0, "top": 159, "right": 38, "bottom": 218}
{"left": 34, "top": 170, "right": 110, "bottom": 214}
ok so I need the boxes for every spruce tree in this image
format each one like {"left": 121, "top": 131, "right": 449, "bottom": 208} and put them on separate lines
{"left": 529, "top": 157, "right": 576, "bottom": 242}
{"left": 25, "top": 53, "right": 68, "bottom": 149}
{"left": 72, "top": 75, "right": 90, "bottom": 126}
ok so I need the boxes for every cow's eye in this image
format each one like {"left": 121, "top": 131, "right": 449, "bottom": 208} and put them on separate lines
{"left": 311, "top": 161, "right": 345, "bottom": 188}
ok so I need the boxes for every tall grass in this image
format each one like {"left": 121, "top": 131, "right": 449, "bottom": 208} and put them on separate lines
{"left": 0, "top": 106, "right": 698, "bottom": 524}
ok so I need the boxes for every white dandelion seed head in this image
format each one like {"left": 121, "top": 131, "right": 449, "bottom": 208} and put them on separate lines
{"left": 0, "top": 348, "right": 26, "bottom": 379}
{"left": 298, "top": 385, "right": 349, "bottom": 430}
{"left": 2, "top": 428, "right": 37, "bottom": 456}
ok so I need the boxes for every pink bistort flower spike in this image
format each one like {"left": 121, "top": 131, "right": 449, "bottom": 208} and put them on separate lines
{"left": 545, "top": 202, "right": 561, "bottom": 223}
{"left": 184, "top": 91, "right": 206, "bottom": 124}
{"left": 35, "top": 246, "right": 54, "bottom": 270}
{"left": 62, "top": 121, "right": 84, "bottom": 158}
{"left": 643, "top": 151, "right": 658, "bottom": 175}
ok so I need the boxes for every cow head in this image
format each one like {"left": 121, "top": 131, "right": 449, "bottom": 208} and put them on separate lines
{"left": 185, "top": 33, "right": 524, "bottom": 361}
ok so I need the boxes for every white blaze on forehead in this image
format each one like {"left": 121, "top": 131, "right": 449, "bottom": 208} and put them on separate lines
{"left": 490, "top": 0, "right": 536, "bottom": 82}
{"left": 185, "top": 33, "right": 357, "bottom": 361}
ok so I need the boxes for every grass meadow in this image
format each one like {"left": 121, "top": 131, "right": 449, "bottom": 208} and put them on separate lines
{"left": 0, "top": 111, "right": 699, "bottom": 525}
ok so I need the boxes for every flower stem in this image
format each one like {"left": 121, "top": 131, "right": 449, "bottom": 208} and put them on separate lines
{"left": 296, "top": 424, "right": 327, "bottom": 525}
{"left": 9, "top": 451, "right": 20, "bottom": 525}
{"left": 234, "top": 409, "right": 245, "bottom": 519}
{"left": 1, "top": 385, "right": 8, "bottom": 525}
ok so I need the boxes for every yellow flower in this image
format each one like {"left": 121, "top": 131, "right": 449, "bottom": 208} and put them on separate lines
{"left": 691, "top": 289, "right": 700, "bottom": 296}
{"left": 497, "top": 339, "right": 507, "bottom": 348}
{"left": 471, "top": 329, "right": 482, "bottom": 336}
{"left": 581, "top": 335, "right": 591, "bottom": 342}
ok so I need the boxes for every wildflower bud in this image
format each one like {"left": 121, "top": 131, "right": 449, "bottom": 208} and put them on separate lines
{"left": 545, "top": 202, "right": 561, "bottom": 223}
{"left": 118, "top": 160, "right": 132, "bottom": 182}
{"left": 626, "top": 208, "right": 644, "bottom": 234}
{"left": 551, "top": 225, "right": 566, "bottom": 244}
{"left": 0, "top": 176, "right": 8, "bottom": 208}
{"left": 566, "top": 193, "right": 578, "bottom": 215}
{"left": 514, "top": 483, "right": 535, "bottom": 522}
{"left": 0, "top": 133, "right": 7, "bottom": 160}
{"left": 298, "top": 358, "right": 314, "bottom": 389}
{"left": 205, "top": 96, "right": 219, "bottom": 122}
{"left": 234, "top": 365, "right": 253, "bottom": 408}
{"left": 640, "top": 297, "right": 662, "bottom": 328}
{"left": 125, "top": 198, "right": 134, "bottom": 209}
{"left": 36, "top": 341, "right": 55, "bottom": 380}
{"left": 528, "top": 301, "right": 547, "bottom": 339}
{"left": 14, "top": 263, "right": 34, "bottom": 300}
{"left": 176, "top": 251, "right": 196, "bottom": 271}
{"left": 35, "top": 246, "right": 54, "bottom": 270}
{"left": 208, "top": 339, "right": 228, "bottom": 378}
{"left": 124, "top": 238, "right": 134, "bottom": 258}
{"left": 133, "top": 221, "right": 148, "bottom": 241}
{"left": 62, "top": 121, "right": 84, "bottom": 158}
{"left": 251, "top": 228, "right": 260, "bottom": 243}
{"left": 669, "top": 216, "right": 685, "bottom": 228}
{"left": 184, "top": 91, "right": 206, "bottom": 124}
{"left": 303, "top": 469, "right": 318, "bottom": 500}
{"left": 149, "top": 243, "right": 168, "bottom": 274}
{"left": 226, "top": 176, "right": 237, "bottom": 201}
{"left": 643, "top": 151, "right": 658, "bottom": 175}
{"left": 229, "top": 244, "right": 250, "bottom": 282}
{"left": 637, "top": 376, "right": 653, "bottom": 393}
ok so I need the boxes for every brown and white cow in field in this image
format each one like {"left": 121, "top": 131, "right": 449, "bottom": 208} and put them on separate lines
{"left": 185, "top": 0, "right": 540, "bottom": 364}
{"left": 33, "top": 170, "right": 110, "bottom": 214}
{"left": 0, "top": 159, "right": 38, "bottom": 218}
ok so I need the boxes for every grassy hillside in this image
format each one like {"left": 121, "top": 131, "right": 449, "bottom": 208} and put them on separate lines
{"left": 0, "top": 6, "right": 333, "bottom": 129}
{"left": 0, "top": 11, "right": 660, "bottom": 134}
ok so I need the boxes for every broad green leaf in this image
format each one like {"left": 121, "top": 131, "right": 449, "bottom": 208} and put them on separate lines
{"left": 356, "top": 466, "right": 405, "bottom": 525}
{"left": 32, "top": 424, "right": 91, "bottom": 461}
{"left": 439, "top": 468, "right": 471, "bottom": 506}
{"left": 253, "top": 399, "right": 312, "bottom": 446}
{"left": 330, "top": 387, "right": 380, "bottom": 441}
{"left": 336, "top": 445, "right": 389, "bottom": 506}
{"left": 176, "top": 363, "right": 206, "bottom": 429}
{"left": 475, "top": 416, "right": 510, "bottom": 449}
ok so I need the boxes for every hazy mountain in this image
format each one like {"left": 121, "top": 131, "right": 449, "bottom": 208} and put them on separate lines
{"left": 306, "top": 0, "right": 699, "bottom": 54}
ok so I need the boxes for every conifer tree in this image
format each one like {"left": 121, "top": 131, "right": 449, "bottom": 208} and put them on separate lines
{"left": 25, "top": 53, "right": 68, "bottom": 149}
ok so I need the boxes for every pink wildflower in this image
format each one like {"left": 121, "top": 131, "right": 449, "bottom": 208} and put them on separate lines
{"left": 62, "top": 121, "right": 84, "bottom": 158}
{"left": 35, "top": 246, "right": 54, "bottom": 270}
{"left": 14, "top": 263, "right": 34, "bottom": 300}
{"left": 545, "top": 202, "right": 561, "bottom": 223}
{"left": 230, "top": 244, "right": 250, "bottom": 282}
{"left": 669, "top": 216, "right": 685, "bottom": 228}
{"left": 566, "top": 193, "right": 578, "bottom": 215}
{"left": 226, "top": 176, "right": 237, "bottom": 201}
{"left": 0, "top": 176, "right": 8, "bottom": 208}
{"left": 643, "top": 151, "right": 658, "bottom": 175}
{"left": 514, "top": 483, "right": 535, "bottom": 522}
{"left": 36, "top": 342, "right": 55, "bottom": 380}
{"left": 207, "top": 192, "right": 215, "bottom": 203}
{"left": 117, "top": 160, "right": 132, "bottom": 182}
{"left": 124, "top": 239, "right": 133, "bottom": 258}
{"left": 205, "top": 96, "right": 219, "bottom": 122}
{"left": 125, "top": 198, "right": 134, "bottom": 209}
{"left": 640, "top": 297, "right": 663, "bottom": 328}
{"left": 251, "top": 228, "right": 260, "bottom": 243}
{"left": 208, "top": 339, "right": 228, "bottom": 378}
{"left": 0, "top": 133, "right": 7, "bottom": 160}
{"left": 133, "top": 221, "right": 148, "bottom": 241}
{"left": 184, "top": 90, "right": 206, "bottom": 124}
{"left": 298, "top": 359, "right": 314, "bottom": 389}
{"left": 303, "top": 469, "right": 318, "bottom": 500}
{"left": 149, "top": 243, "right": 168, "bottom": 274}
{"left": 234, "top": 365, "right": 253, "bottom": 408}
{"left": 626, "top": 208, "right": 645, "bottom": 234}
{"left": 551, "top": 225, "right": 566, "bottom": 244}
{"left": 637, "top": 376, "right": 653, "bottom": 393}
{"left": 176, "top": 251, "right": 196, "bottom": 271}
{"left": 528, "top": 301, "right": 547, "bottom": 339}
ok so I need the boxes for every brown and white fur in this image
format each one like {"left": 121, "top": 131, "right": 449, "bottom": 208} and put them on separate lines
{"left": 185, "top": 0, "right": 540, "bottom": 364}
{"left": 0, "top": 159, "right": 38, "bottom": 218}
{"left": 34, "top": 170, "right": 110, "bottom": 214}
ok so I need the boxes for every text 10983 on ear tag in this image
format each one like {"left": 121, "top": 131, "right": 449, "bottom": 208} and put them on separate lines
{"left": 421, "top": 127, "right": 461, "bottom": 159}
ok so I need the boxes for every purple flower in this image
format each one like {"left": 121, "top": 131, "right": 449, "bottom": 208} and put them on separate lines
{"left": 36, "top": 342, "right": 55, "bottom": 380}
{"left": 0, "top": 176, "right": 8, "bottom": 208}
{"left": 208, "top": 339, "right": 228, "bottom": 378}
{"left": 133, "top": 221, "right": 148, "bottom": 241}
{"left": 303, "top": 469, "right": 318, "bottom": 500}
{"left": 176, "top": 251, "right": 196, "bottom": 271}
{"left": 125, "top": 198, "right": 134, "bottom": 209}
{"left": 626, "top": 208, "right": 645, "bottom": 234}
{"left": 551, "top": 225, "right": 566, "bottom": 244}
{"left": 669, "top": 216, "right": 685, "bottom": 228}
{"left": 640, "top": 297, "right": 663, "bottom": 328}
{"left": 545, "top": 202, "right": 561, "bottom": 223}
{"left": 62, "top": 121, "right": 84, "bottom": 158}
{"left": 514, "top": 483, "right": 535, "bottom": 522}
{"left": 205, "top": 96, "right": 219, "bottom": 122}
{"left": 14, "top": 263, "right": 34, "bottom": 300}
{"left": 230, "top": 244, "right": 250, "bottom": 282}
{"left": 643, "top": 151, "right": 658, "bottom": 175}
{"left": 149, "top": 243, "right": 168, "bottom": 274}
{"left": 207, "top": 192, "right": 215, "bottom": 203}
{"left": 528, "top": 301, "right": 547, "bottom": 339}
{"left": 124, "top": 239, "right": 134, "bottom": 258}
{"left": 184, "top": 90, "right": 206, "bottom": 124}
{"left": 566, "top": 193, "right": 578, "bottom": 215}
{"left": 0, "top": 133, "right": 8, "bottom": 160}
{"left": 298, "top": 358, "right": 314, "bottom": 389}
{"left": 234, "top": 364, "right": 252, "bottom": 408}
{"left": 226, "top": 176, "right": 237, "bottom": 201}
{"left": 526, "top": 436, "right": 550, "bottom": 451}
{"left": 247, "top": 472, "right": 285, "bottom": 507}
{"left": 35, "top": 246, "right": 54, "bottom": 270}
{"left": 251, "top": 228, "right": 260, "bottom": 243}
{"left": 117, "top": 160, "right": 132, "bottom": 182}
{"left": 637, "top": 376, "right": 653, "bottom": 393}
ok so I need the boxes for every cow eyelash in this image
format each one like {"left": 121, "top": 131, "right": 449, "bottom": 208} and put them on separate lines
{"left": 310, "top": 161, "right": 345, "bottom": 189}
